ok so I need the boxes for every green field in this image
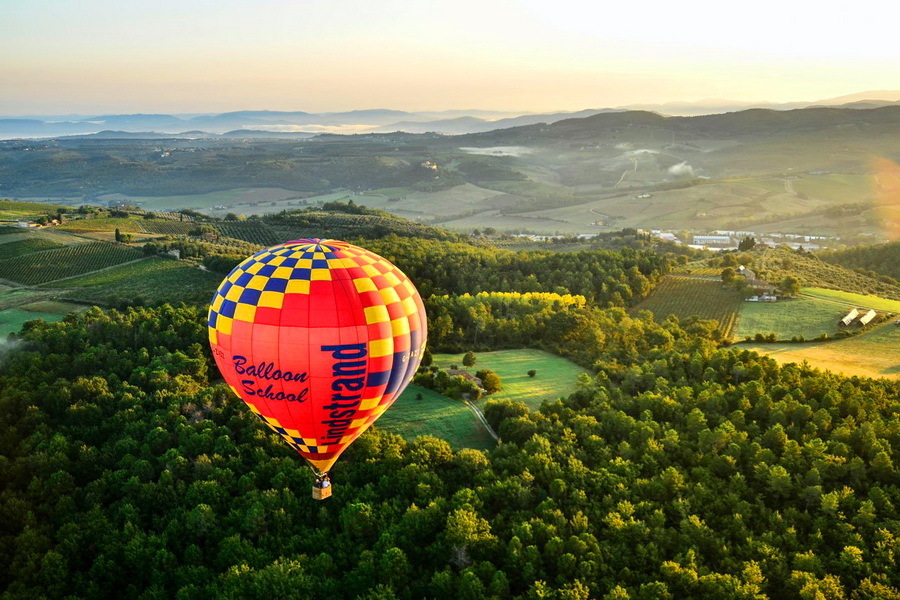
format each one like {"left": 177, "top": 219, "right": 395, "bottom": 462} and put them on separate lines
{"left": 52, "top": 258, "right": 222, "bottom": 305}
{"left": 58, "top": 217, "right": 145, "bottom": 233}
{"left": 0, "top": 237, "right": 66, "bottom": 258}
{"left": 0, "top": 242, "right": 142, "bottom": 285}
{"left": 743, "top": 322, "right": 900, "bottom": 380}
{"left": 0, "top": 200, "right": 69, "bottom": 219}
{"left": 0, "top": 301, "right": 87, "bottom": 338}
{"left": 432, "top": 349, "right": 586, "bottom": 411}
{"left": 801, "top": 287, "right": 900, "bottom": 312}
{"left": 735, "top": 297, "right": 845, "bottom": 340}
{"left": 375, "top": 384, "right": 495, "bottom": 451}
{"left": 632, "top": 275, "right": 745, "bottom": 338}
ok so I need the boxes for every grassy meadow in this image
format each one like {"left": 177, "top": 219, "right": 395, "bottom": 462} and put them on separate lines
{"left": 432, "top": 349, "right": 587, "bottom": 411}
{"left": 735, "top": 297, "right": 845, "bottom": 340}
{"left": 374, "top": 384, "right": 495, "bottom": 451}
{"left": 743, "top": 322, "right": 900, "bottom": 380}
{"left": 800, "top": 287, "right": 900, "bottom": 312}
{"left": 0, "top": 301, "right": 87, "bottom": 338}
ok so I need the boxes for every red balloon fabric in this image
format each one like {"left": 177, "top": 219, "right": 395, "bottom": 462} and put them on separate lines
{"left": 207, "top": 239, "right": 427, "bottom": 473}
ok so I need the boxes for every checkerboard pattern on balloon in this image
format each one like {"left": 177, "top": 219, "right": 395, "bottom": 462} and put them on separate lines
{"left": 208, "top": 239, "right": 427, "bottom": 473}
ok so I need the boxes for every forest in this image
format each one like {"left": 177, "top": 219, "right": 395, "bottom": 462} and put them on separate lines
{"left": 820, "top": 241, "right": 900, "bottom": 284}
{"left": 1, "top": 231, "right": 898, "bottom": 599}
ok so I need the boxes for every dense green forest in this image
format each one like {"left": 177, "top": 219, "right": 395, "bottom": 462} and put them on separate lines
{"left": 2, "top": 303, "right": 898, "bottom": 599}
{"left": 1, "top": 228, "right": 899, "bottom": 599}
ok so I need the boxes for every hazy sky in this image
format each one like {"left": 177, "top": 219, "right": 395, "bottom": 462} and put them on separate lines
{"left": 3, "top": 0, "right": 900, "bottom": 115}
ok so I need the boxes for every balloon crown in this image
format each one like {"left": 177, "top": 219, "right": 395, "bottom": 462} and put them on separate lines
{"left": 284, "top": 238, "right": 350, "bottom": 251}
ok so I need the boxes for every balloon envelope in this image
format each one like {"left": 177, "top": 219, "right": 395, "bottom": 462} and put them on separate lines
{"left": 207, "top": 239, "right": 427, "bottom": 473}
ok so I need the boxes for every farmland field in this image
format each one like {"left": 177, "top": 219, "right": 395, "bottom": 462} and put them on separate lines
{"left": 0, "top": 242, "right": 142, "bottom": 285}
{"left": 631, "top": 275, "right": 745, "bottom": 338}
{"left": 374, "top": 384, "right": 495, "bottom": 451}
{"left": 0, "top": 237, "right": 66, "bottom": 258}
{"left": 357, "top": 183, "right": 507, "bottom": 218}
{"left": 214, "top": 222, "right": 285, "bottom": 246}
{"left": 743, "top": 322, "right": 900, "bottom": 380}
{"left": 139, "top": 220, "right": 196, "bottom": 236}
{"left": 0, "top": 287, "right": 57, "bottom": 311}
{"left": 0, "top": 301, "right": 87, "bottom": 338}
{"left": 432, "top": 349, "right": 586, "bottom": 411}
{"left": 108, "top": 188, "right": 304, "bottom": 214}
{"left": 58, "top": 217, "right": 144, "bottom": 233}
{"left": 676, "top": 265, "right": 721, "bottom": 277}
{"left": 800, "top": 287, "right": 900, "bottom": 313}
{"left": 0, "top": 229, "right": 84, "bottom": 246}
{"left": 0, "top": 200, "right": 69, "bottom": 219}
{"left": 52, "top": 258, "right": 222, "bottom": 305}
{"left": 735, "top": 297, "right": 845, "bottom": 340}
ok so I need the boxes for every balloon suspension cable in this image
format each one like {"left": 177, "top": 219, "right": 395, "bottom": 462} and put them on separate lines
{"left": 308, "top": 464, "right": 329, "bottom": 478}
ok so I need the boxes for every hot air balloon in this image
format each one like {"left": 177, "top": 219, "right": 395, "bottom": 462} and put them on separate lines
{"left": 207, "top": 239, "right": 427, "bottom": 499}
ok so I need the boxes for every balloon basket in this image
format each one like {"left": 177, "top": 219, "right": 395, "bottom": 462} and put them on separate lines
{"left": 312, "top": 484, "right": 332, "bottom": 500}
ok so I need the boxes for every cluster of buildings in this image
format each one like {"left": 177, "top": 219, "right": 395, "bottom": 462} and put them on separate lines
{"left": 642, "top": 229, "right": 837, "bottom": 251}
{"left": 840, "top": 308, "right": 877, "bottom": 327}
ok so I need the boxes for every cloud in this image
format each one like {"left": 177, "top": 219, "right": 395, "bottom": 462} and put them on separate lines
{"left": 668, "top": 161, "right": 695, "bottom": 176}
{"left": 625, "top": 148, "right": 658, "bottom": 157}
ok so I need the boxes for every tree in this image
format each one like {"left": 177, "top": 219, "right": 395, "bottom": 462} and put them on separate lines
{"left": 462, "top": 351, "right": 476, "bottom": 368}
{"left": 421, "top": 348, "right": 433, "bottom": 368}
{"left": 780, "top": 275, "right": 801, "bottom": 296}
{"left": 738, "top": 236, "right": 757, "bottom": 251}
{"left": 721, "top": 267, "right": 736, "bottom": 284}
{"left": 527, "top": 369, "right": 537, "bottom": 378}
{"left": 476, "top": 369, "right": 502, "bottom": 394}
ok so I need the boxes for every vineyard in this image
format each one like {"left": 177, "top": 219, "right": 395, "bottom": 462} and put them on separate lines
{"left": 0, "top": 242, "right": 142, "bottom": 285}
{"left": 674, "top": 263, "right": 721, "bottom": 278}
{"left": 632, "top": 275, "right": 744, "bottom": 338}
{"left": 213, "top": 222, "right": 285, "bottom": 246}
{"left": 58, "top": 217, "right": 144, "bottom": 234}
{"left": 139, "top": 220, "right": 196, "bottom": 236}
{"left": 0, "top": 200, "right": 69, "bottom": 219}
{"left": 0, "top": 237, "right": 66, "bottom": 259}
{"left": 55, "top": 258, "right": 222, "bottom": 305}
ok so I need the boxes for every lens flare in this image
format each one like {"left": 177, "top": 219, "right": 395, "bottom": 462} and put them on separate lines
{"left": 873, "top": 158, "right": 900, "bottom": 241}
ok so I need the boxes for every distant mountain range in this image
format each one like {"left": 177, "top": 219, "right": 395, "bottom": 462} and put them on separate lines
{"left": 2, "top": 90, "right": 899, "bottom": 139}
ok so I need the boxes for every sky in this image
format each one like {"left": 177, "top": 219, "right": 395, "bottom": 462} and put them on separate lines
{"left": 3, "top": 0, "right": 900, "bottom": 115}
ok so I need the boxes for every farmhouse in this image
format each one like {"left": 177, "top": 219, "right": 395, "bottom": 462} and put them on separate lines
{"left": 737, "top": 266, "right": 756, "bottom": 280}
{"left": 840, "top": 308, "right": 860, "bottom": 326}
{"left": 858, "top": 309, "right": 877, "bottom": 326}
{"left": 737, "top": 266, "right": 777, "bottom": 296}
{"left": 447, "top": 369, "right": 483, "bottom": 387}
